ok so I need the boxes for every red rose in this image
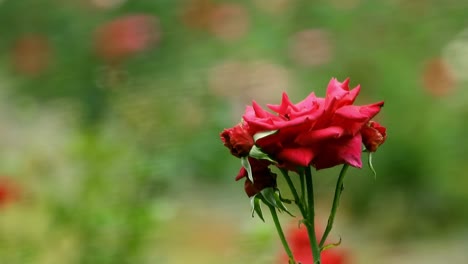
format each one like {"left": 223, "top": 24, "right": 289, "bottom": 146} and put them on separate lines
{"left": 235, "top": 158, "right": 276, "bottom": 197}
{"left": 221, "top": 122, "right": 254, "bottom": 158}
{"left": 279, "top": 225, "right": 350, "bottom": 264}
{"left": 243, "top": 78, "right": 384, "bottom": 169}
{"left": 361, "top": 121, "right": 387, "bottom": 152}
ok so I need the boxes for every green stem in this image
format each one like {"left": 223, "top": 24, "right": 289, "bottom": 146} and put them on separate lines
{"left": 304, "top": 166, "right": 321, "bottom": 264}
{"left": 268, "top": 205, "right": 296, "bottom": 264}
{"left": 319, "top": 164, "right": 349, "bottom": 248}
{"left": 299, "top": 169, "right": 306, "bottom": 210}
{"left": 280, "top": 169, "right": 307, "bottom": 216}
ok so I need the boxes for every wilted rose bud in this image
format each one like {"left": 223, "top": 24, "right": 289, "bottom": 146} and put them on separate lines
{"left": 361, "top": 121, "right": 386, "bottom": 152}
{"left": 220, "top": 122, "right": 254, "bottom": 158}
{"left": 235, "top": 159, "right": 276, "bottom": 197}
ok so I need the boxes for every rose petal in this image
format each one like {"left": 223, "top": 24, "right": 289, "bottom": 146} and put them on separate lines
{"left": 267, "top": 92, "right": 298, "bottom": 115}
{"left": 295, "top": 126, "right": 345, "bottom": 145}
{"left": 235, "top": 167, "right": 247, "bottom": 181}
{"left": 277, "top": 147, "right": 315, "bottom": 167}
{"left": 325, "top": 78, "right": 361, "bottom": 112}
{"left": 312, "top": 134, "right": 362, "bottom": 170}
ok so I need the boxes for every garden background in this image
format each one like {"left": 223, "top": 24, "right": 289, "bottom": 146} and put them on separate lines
{"left": 0, "top": 0, "right": 467, "bottom": 263}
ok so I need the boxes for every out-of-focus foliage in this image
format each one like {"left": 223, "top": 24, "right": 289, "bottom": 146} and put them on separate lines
{"left": 1, "top": 0, "right": 467, "bottom": 263}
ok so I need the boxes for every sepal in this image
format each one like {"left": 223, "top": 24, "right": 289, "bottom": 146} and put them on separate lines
{"left": 241, "top": 156, "right": 254, "bottom": 183}
{"left": 260, "top": 188, "right": 294, "bottom": 217}
{"left": 250, "top": 194, "right": 265, "bottom": 222}
{"left": 253, "top": 130, "right": 278, "bottom": 142}
{"left": 367, "top": 152, "right": 377, "bottom": 179}
{"left": 249, "top": 145, "right": 276, "bottom": 163}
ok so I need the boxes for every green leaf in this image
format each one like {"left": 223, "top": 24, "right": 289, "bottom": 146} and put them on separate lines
{"left": 253, "top": 130, "right": 278, "bottom": 142}
{"left": 368, "top": 152, "right": 377, "bottom": 179}
{"left": 241, "top": 156, "right": 254, "bottom": 183}
{"left": 250, "top": 195, "right": 265, "bottom": 222}
{"left": 249, "top": 145, "right": 276, "bottom": 163}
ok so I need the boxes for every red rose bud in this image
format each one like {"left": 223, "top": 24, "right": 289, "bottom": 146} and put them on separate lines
{"left": 361, "top": 121, "right": 387, "bottom": 152}
{"left": 220, "top": 123, "right": 254, "bottom": 158}
{"left": 243, "top": 172, "right": 277, "bottom": 197}
{"left": 235, "top": 159, "right": 276, "bottom": 197}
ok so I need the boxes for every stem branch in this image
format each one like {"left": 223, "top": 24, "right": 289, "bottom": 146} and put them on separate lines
{"left": 280, "top": 169, "right": 307, "bottom": 216}
{"left": 319, "top": 164, "right": 349, "bottom": 248}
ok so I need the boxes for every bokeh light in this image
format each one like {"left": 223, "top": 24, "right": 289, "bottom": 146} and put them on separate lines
{"left": 421, "top": 58, "right": 456, "bottom": 97}
{"left": 94, "top": 14, "right": 160, "bottom": 64}
{"left": 289, "top": 29, "right": 332, "bottom": 67}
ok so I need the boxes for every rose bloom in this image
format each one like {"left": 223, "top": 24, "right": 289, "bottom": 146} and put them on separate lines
{"left": 279, "top": 226, "right": 350, "bottom": 264}
{"left": 242, "top": 78, "right": 384, "bottom": 169}
{"left": 235, "top": 158, "right": 276, "bottom": 197}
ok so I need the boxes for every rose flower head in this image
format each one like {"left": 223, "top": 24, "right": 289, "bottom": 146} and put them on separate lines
{"left": 361, "top": 121, "right": 386, "bottom": 152}
{"left": 242, "top": 78, "right": 384, "bottom": 170}
{"left": 221, "top": 122, "right": 254, "bottom": 158}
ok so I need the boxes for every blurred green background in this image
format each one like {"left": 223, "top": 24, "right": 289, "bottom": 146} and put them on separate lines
{"left": 1, "top": 0, "right": 467, "bottom": 263}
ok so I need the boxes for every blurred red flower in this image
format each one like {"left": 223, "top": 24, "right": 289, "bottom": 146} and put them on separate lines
{"left": 181, "top": 1, "right": 249, "bottom": 41}
{"left": 208, "top": 3, "right": 249, "bottom": 41}
{"left": 94, "top": 14, "right": 160, "bottom": 63}
{"left": 181, "top": 0, "right": 216, "bottom": 29}
{"left": 422, "top": 58, "right": 456, "bottom": 97}
{"left": 11, "top": 33, "right": 52, "bottom": 76}
{"left": 279, "top": 226, "right": 350, "bottom": 264}
{"left": 0, "top": 177, "right": 21, "bottom": 207}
